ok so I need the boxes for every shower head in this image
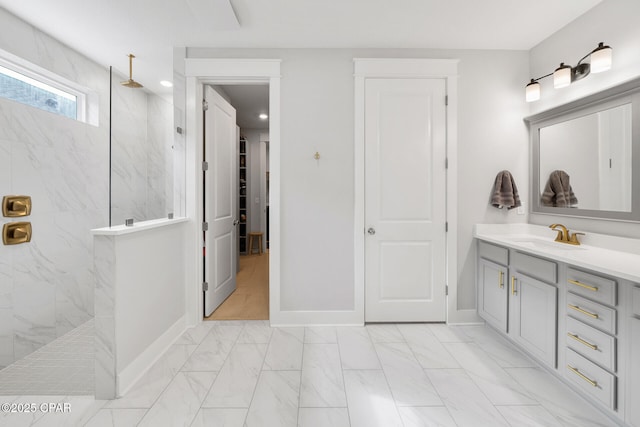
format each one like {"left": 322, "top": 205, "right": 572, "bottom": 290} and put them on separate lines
{"left": 120, "top": 54, "right": 143, "bottom": 88}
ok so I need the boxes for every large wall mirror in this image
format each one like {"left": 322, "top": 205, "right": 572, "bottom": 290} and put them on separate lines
{"left": 525, "top": 77, "right": 640, "bottom": 221}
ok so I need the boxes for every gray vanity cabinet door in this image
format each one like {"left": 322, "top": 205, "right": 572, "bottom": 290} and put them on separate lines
{"left": 510, "top": 273, "right": 557, "bottom": 368}
{"left": 478, "top": 258, "right": 508, "bottom": 332}
{"left": 629, "top": 316, "right": 640, "bottom": 427}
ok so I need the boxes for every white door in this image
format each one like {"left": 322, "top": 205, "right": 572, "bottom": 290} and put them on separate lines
{"left": 204, "top": 85, "right": 238, "bottom": 317}
{"left": 364, "top": 78, "right": 447, "bottom": 322}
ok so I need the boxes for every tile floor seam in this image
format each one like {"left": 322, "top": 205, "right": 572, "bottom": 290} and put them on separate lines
{"left": 452, "top": 341, "right": 539, "bottom": 409}
{"left": 444, "top": 340, "right": 530, "bottom": 427}
{"left": 334, "top": 327, "right": 354, "bottom": 427}
{"left": 366, "top": 324, "right": 405, "bottom": 423}
{"left": 242, "top": 326, "right": 273, "bottom": 426}
{"left": 296, "top": 330, "right": 306, "bottom": 427}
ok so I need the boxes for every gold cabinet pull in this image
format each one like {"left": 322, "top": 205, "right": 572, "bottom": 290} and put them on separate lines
{"left": 499, "top": 271, "right": 504, "bottom": 288}
{"left": 568, "top": 304, "right": 599, "bottom": 319}
{"left": 568, "top": 279, "right": 598, "bottom": 292}
{"left": 567, "top": 332, "right": 598, "bottom": 350}
{"left": 567, "top": 365, "right": 598, "bottom": 387}
{"left": 511, "top": 276, "right": 517, "bottom": 296}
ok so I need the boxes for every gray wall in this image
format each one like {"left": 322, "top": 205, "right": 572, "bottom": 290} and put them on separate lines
{"left": 528, "top": 0, "right": 640, "bottom": 238}
{"left": 187, "top": 48, "right": 530, "bottom": 314}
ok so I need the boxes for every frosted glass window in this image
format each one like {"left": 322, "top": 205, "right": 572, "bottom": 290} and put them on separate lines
{"left": 0, "top": 64, "right": 78, "bottom": 119}
{"left": 0, "top": 43, "right": 96, "bottom": 125}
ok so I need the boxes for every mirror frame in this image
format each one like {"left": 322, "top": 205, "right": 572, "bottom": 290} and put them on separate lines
{"left": 525, "top": 77, "right": 640, "bottom": 222}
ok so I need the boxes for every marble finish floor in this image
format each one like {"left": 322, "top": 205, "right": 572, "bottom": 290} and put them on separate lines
{"left": 0, "top": 319, "right": 94, "bottom": 396}
{"left": 0, "top": 321, "right": 618, "bottom": 426}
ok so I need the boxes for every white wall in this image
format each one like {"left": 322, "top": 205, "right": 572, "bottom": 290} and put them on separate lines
{"left": 528, "top": 0, "right": 640, "bottom": 237}
{"left": 93, "top": 220, "right": 187, "bottom": 398}
{"left": 186, "top": 48, "right": 530, "bottom": 316}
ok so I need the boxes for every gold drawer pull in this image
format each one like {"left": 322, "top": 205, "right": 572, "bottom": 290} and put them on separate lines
{"left": 567, "top": 365, "right": 598, "bottom": 387}
{"left": 567, "top": 333, "right": 598, "bottom": 350}
{"left": 511, "top": 276, "right": 517, "bottom": 296}
{"left": 568, "top": 304, "right": 599, "bottom": 319}
{"left": 499, "top": 271, "right": 504, "bottom": 289}
{"left": 568, "top": 279, "right": 598, "bottom": 292}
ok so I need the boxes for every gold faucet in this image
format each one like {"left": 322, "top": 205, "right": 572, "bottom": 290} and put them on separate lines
{"left": 549, "top": 224, "right": 570, "bottom": 242}
{"left": 549, "top": 224, "right": 584, "bottom": 245}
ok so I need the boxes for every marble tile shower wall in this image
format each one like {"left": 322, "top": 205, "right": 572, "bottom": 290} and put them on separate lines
{"left": 110, "top": 81, "right": 174, "bottom": 225}
{"left": 0, "top": 7, "right": 110, "bottom": 369}
{"left": 0, "top": 78, "right": 110, "bottom": 369}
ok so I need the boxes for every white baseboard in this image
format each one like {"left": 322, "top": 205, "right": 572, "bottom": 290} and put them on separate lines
{"left": 270, "top": 310, "right": 363, "bottom": 327}
{"left": 117, "top": 315, "right": 187, "bottom": 396}
{"left": 447, "top": 308, "right": 482, "bottom": 325}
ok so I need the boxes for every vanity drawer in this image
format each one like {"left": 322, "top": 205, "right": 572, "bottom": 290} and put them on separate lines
{"left": 567, "top": 267, "right": 616, "bottom": 306}
{"left": 512, "top": 251, "right": 557, "bottom": 284}
{"left": 567, "top": 292, "right": 617, "bottom": 335}
{"left": 566, "top": 317, "right": 616, "bottom": 372}
{"left": 565, "top": 348, "right": 616, "bottom": 410}
{"left": 633, "top": 286, "right": 640, "bottom": 316}
{"left": 478, "top": 240, "right": 508, "bottom": 266}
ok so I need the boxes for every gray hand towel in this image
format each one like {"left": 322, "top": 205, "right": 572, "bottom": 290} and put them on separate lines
{"left": 541, "top": 170, "right": 578, "bottom": 207}
{"left": 490, "top": 170, "right": 522, "bottom": 209}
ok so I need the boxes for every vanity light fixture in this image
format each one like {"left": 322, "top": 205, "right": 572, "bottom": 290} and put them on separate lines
{"left": 259, "top": 113, "right": 268, "bottom": 120}
{"left": 525, "top": 42, "right": 612, "bottom": 102}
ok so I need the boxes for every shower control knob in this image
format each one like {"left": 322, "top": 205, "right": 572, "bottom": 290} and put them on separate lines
{"left": 367, "top": 227, "right": 376, "bottom": 235}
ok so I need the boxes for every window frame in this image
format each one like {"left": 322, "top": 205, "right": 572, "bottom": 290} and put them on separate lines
{"left": 0, "top": 48, "right": 90, "bottom": 123}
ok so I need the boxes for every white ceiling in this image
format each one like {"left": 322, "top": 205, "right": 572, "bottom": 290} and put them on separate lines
{"left": 220, "top": 84, "right": 269, "bottom": 129}
{"left": 0, "top": 0, "right": 602, "bottom": 98}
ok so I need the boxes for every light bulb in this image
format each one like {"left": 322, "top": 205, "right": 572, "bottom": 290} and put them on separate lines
{"left": 553, "top": 63, "right": 572, "bottom": 89}
{"left": 590, "top": 42, "right": 612, "bottom": 73}
{"left": 525, "top": 80, "right": 540, "bottom": 102}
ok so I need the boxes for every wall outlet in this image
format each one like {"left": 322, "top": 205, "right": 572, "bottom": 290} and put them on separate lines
{"left": 517, "top": 206, "right": 525, "bottom": 215}
{"left": 255, "top": 197, "right": 260, "bottom": 204}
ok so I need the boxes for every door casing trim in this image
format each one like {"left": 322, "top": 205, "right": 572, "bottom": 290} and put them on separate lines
{"left": 184, "top": 59, "right": 281, "bottom": 327}
{"left": 353, "top": 58, "right": 462, "bottom": 324}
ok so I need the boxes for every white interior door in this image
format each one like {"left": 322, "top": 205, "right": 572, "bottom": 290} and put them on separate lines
{"left": 364, "top": 78, "right": 447, "bottom": 322}
{"left": 204, "top": 85, "right": 238, "bottom": 317}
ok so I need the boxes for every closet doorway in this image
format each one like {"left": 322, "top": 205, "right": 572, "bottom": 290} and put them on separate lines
{"left": 203, "top": 83, "right": 270, "bottom": 321}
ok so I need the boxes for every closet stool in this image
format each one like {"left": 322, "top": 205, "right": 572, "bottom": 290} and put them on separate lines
{"left": 247, "top": 232, "right": 264, "bottom": 255}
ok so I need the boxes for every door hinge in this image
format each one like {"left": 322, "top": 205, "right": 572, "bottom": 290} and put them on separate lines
{"left": 202, "top": 222, "right": 209, "bottom": 231}
{"left": 445, "top": 222, "right": 449, "bottom": 232}
{"left": 202, "top": 161, "right": 209, "bottom": 171}
{"left": 202, "top": 282, "right": 209, "bottom": 292}
{"left": 445, "top": 158, "right": 448, "bottom": 169}
{"left": 446, "top": 285, "right": 449, "bottom": 296}
{"left": 202, "top": 99, "right": 209, "bottom": 111}
{"left": 445, "top": 95, "right": 449, "bottom": 106}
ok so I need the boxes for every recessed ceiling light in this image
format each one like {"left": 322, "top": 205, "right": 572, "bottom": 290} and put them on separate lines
{"left": 259, "top": 113, "right": 268, "bottom": 120}
{"left": 160, "top": 80, "right": 173, "bottom": 88}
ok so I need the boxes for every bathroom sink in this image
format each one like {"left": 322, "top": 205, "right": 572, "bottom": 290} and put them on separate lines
{"left": 502, "top": 236, "right": 585, "bottom": 251}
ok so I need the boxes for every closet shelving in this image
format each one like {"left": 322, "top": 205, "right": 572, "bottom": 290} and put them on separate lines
{"left": 239, "top": 137, "right": 248, "bottom": 254}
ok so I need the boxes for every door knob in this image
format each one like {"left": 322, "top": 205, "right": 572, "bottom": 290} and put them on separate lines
{"left": 367, "top": 227, "right": 376, "bottom": 235}
{"left": 233, "top": 219, "right": 240, "bottom": 226}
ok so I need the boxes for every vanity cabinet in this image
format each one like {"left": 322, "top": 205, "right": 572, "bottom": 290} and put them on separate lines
{"left": 475, "top": 225, "right": 640, "bottom": 427}
{"left": 629, "top": 286, "right": 640, "bottom": 427}
{"left": 562, "top": 268, "right": 619, "bottom": 411}
{"left": 510, "top": 272, "right": 557, "bottom": 367}
{"left": 477, "top": 241, "right": 509, "bottom": 332}
{"left": 477, "top": 241, "right": 558, "bottom": 367}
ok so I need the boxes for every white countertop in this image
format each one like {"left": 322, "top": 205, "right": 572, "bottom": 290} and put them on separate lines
{"left": 474, "top": 223, "right": 640, "bottom": 284}
{"left": 91, "top": 217, "right": 189, "bottom": 236}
